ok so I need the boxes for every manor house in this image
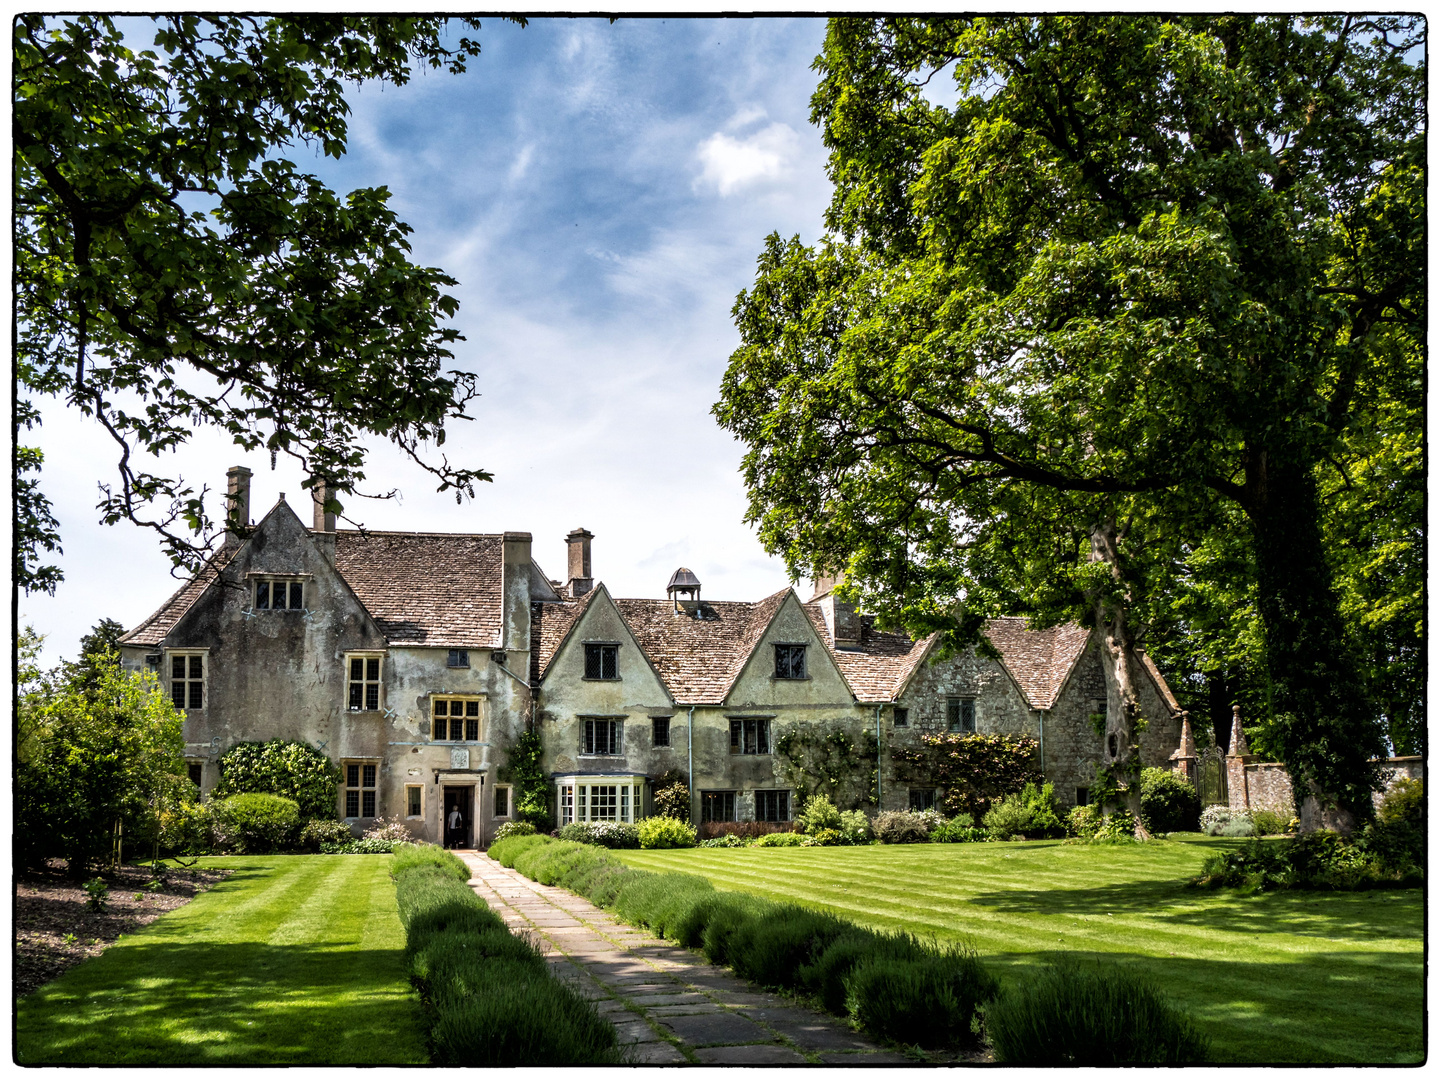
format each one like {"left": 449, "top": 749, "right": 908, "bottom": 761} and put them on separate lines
{"left": 119, "top": 467, "right": 1185, "bottom": 846}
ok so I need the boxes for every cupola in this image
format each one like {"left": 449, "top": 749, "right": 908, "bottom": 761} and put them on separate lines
{"left": 666, "top": 567, "right": 702, "bottom": 614}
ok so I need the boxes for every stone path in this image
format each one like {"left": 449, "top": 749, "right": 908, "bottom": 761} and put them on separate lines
{"left": 457, "top": 851, "right": 913, "bottom": 1065}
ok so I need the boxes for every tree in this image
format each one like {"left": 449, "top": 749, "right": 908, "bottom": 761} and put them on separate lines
{"left": 715, "top": 16, "right": 1423, "bottom": 823}
{"left": 16, "top": 633, "right": 188, "bottom": 874}
{"left": 14, "top": 15, "right": 525, "bottom": 592}
{"left": 211, "top": 739, "right": 343, "bottom": 820}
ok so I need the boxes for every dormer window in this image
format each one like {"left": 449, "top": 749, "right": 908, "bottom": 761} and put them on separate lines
{"left": 255, "top": 577, "right": 304, "bottom": 610}
{"left": 774, "top": 644, "right": 807, "bottom": 680}
{"left": 584, "top": 644, "right": 619, "bottom": 680}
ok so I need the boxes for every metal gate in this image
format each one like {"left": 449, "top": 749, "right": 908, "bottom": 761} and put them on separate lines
{"left": 1197, "top": 746, "right": 1228, "bottom": 806}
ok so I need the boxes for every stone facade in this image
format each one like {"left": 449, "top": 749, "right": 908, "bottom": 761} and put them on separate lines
{"left": 121, "top": 469, "right": 1190, "bottom": 843}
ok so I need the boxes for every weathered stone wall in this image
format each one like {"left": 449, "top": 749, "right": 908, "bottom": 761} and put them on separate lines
{"left": 1228, "top": 760, "right": 1298, "bottom": 816}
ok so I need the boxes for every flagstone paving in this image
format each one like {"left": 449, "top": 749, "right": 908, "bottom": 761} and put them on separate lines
{"left": 457, "top": 851, "right": 914, "bottom": 1065}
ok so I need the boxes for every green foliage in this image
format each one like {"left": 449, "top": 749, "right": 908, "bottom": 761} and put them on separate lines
{"left": 754, "top": 831, "right": 808, "bottom": 847}
{"left": 299, "top": 819, "right": 354, "bottom": 852}
{"left": 504, "top": 728, "right": 552, "bottom": 830}
{"left": 556, "top": 822, "right": 639, "bottom": 849}
{"left": 727, "top": 906, "right": 848, "bottom": 989}
{"left": 15, "top": 15, "right": 516, "bottom": 581}
{"left": 650, "top": 768, "right": 691, "bottom": 822}
{"left": 210, "top": 793, "right": 301, "bottom": 854}
{"left": 846, "top": 946, "right": 997, "bottom": 1050}
{"left": 491, "top": 821, "right": 536, "bottom": 844}
{"left": 1139, "top": 768, "right": 1201, "bottom": 834}
{"left": 637, "top": 816, "right": 697, "bottom": 849}
{"left": 930, "top": 816, "right": 989, "bottom": 843}
{"left": 322, "top": 838, "right": 396, "bottom": 855}
{"left": 987, "top": 960, "right": 1210, "bottom": 1064}
{"left": 212, "top": 740, "right": 341, "bottom": 822}
{"left": 486, "top": 834, "right": 549, "bottom": 868}
{"left": 716, "top": 14, "right": 1420, "bottom": 822}
{"left": 1066, "top": 805, "right": 1102, "bottom": 839}
{"left": 1250, "top": 810, "right": 1292, "bottom": 836}
{"left": 391, "top": 842, "right": 471, "bottom": 883}
{"left": 889, "top": 733, "right": 1043, "bottom": 819}
{"left": 774, "top": 723, "right": 878, "bottom": 809}
{"left": 873, "top": 809, "right": 941, "bottom": 844}
{"left": 16, "top": 636, "right": 188, "bottom": 873}
{"left": 83, "top": 878, "right": 110, "bottom": 911}
{"left": 983, "top": 783, "right": 1065, "bottom": 841}
{"left": 796, "top": 793, "right": 842, "bottom": 833}
{"left": 1192, "top": 830, "right": 1422, "bottom": 892}
{"left": 1378, "top": 778, "right": 1423, "bottom": 826}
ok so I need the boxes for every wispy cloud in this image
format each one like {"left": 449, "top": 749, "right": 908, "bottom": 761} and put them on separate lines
{"left": 695, "top": 120, "right": 802, "bottom": 196}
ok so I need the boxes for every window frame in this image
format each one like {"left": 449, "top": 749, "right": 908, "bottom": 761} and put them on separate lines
{"left": 909, "top": 787, "right": 937, "bottom": 812}
{"left": 701, "top": 790, "right": 737, "bottom": 823}
{"left": 555, "top": 775, "right": 645, "bottom": 824}
{"left": 166, "top": 649, "right": 207, "bottom": 711}
{"left": 583, "top": 642, "right": 620, "bottom": 680}
{"left": 446, "top": 649, "right": 470, "bottom": 669}
{"left": 893, "top": 706, "right": 909, "bottom": 728}
{"left": 405, "top": 784, "right": 425, "bottom": 819}
{"left": 343, "top": 760, "right": 379, "bottom": 820}
{"left": 728, "top": 716, "right": 772, "bottom": 755}
{"left": 345, "top": 652, "right": 385, "bottom": 712}
{"left": 651, "top": 715, "right": 671, "bottom": 747}
{"left": 946, "top": 697, "right": 976, "bottom": 733}
{"left": 431, "top": 695, "right": 484, "bottom": 742}
{"left": 754, "top": 789, "right": 791, "bottom": 822}
{"left": 581, "top": 717, "right": 623, "bottom": 756}
{"left": 186, "top": 761, "right": 204, "bottom": 789}
{"left": 773, "top": 643, "right": 808, "bottom": 680}
{"left": 252, "top": 575, "right": 306, "bottom": 611}
{"left": 493, "top": 784, "right": 512, "bottom": 819}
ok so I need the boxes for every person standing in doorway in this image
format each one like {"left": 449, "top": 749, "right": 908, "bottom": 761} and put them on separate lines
{"left": 447, "top": 804, "right": 463, "bottom": 848}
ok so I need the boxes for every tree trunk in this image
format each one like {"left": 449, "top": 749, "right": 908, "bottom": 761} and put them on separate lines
{"left": 1089, "top": 518, "right": 1151, "bottom": 839}
{"left": 1246, "top": 450, "right": 1385, "bottom": 826}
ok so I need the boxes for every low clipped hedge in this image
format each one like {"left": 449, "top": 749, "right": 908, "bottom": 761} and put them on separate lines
{"left": 987, "top": 960, "right": 1209, "bottom": 1064}
{"left": 487, "top": 835, "right": 996, "bottom": 1050}
{"left": 390, "top": 843, "right": 619, "bottom": 1064}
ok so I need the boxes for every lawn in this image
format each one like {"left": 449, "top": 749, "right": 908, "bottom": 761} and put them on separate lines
{"left": 614, "top": 836, "right": 1423, "bottom": 1064}
{"left": 15, "top": 855, "right": 426, "bottom": 1065}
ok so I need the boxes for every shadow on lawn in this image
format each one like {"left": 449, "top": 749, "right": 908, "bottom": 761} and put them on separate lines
{"left": 15, "top": 940, "right": 422, "bottom": 1065}
{"left": 984, "top": 947, "right": 1424, "bottom": 1065}
{"left": 968, "top": 876, "right": 1423, "bottom": 943}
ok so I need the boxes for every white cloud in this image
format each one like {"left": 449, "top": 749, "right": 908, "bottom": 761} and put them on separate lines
{"left": 507, "top": 143, "right": 535, "bottom": 184}
{"left": 695, "top": 122, "right": 801, "bottom": 197}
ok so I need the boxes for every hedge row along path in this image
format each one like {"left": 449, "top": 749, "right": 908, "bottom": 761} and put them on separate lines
{"left": 459, "top": 853, "right": 917, "bottom": 1064}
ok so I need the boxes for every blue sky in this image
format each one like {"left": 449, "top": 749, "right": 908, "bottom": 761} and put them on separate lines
{"left": 21, "top": 16, "right": 840, "bottom": 667}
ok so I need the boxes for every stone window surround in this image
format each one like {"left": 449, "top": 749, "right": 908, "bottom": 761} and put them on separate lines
{"left": 582, "top": 641, "right": 622, "bottom": 681}
{"left": 345, "top": 651, "right": 385, "bottom": 712}
{"left": 405, "top": 783, "right": 425, "bottom": 819}
{"left": 431, "top": 694, "right": 484, "bottom": 742}
{"left": 579, "top": 714, "right": 626, "bottom": 756}
{"left": 772, "top": 643, "right": 809, "bottom": 680}
{"left": 246, "top": 572, "right": 311, "bottom": 611}
{"left": 343, "top": 759, "right": 379, "bottom": 819}
{"left": 946, "top": 696, "right": 977, "bottom": 733}
{"left": 166, "top": 648, "right": 208, "bottom": 712}
{"left": 493, "top": 783, "right": 512, "bottom": 818}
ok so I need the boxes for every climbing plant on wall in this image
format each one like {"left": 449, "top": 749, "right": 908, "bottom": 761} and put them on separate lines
{"left": 890, "top": 733, "right": 1043, "bottom": 819}
{"left": 773, "top": 722, "right": 879, "bottom": 811}
{"left": 502, "top": 727, "right": 550, "bottom": 830}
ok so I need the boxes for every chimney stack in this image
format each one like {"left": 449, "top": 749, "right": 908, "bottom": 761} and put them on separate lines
{"left": 812, "top": 569, "right": 862, "bottom": 648}
{"left": 311, "top": 479, "right": 336, "bottom": 532}
{"left": 225, "top": 466, "right": 252, "bottom": 546}
{"left": 566, "top": 528, "right": 594, "bottom": 598}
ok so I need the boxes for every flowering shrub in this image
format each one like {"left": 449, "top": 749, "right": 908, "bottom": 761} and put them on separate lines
{"left": 699, "top": 834, "right": 753, "bottom": 848}
{"left": 364, "top": 815, "right": 415, "bottom": 844}
{"left": 1095, "top": 808, "right": 1140, "bottom": 843}
{"left": 1066, "top": 805, "right": 1101, "bottom": 839}
{"left": 493, "top": 821, "right": 536, "bottom": 843}
{"left": 651, "top": 769, "right": 691, "bottom": 822}
{"left": 838, "top": 809, "right": 872, "bottom": 844}
{"left": 557, "top": 822, "right": 640, "bottom": 849}
{"left": 797, "top": 794, "right": 843, "bottom": 833}
{"left": 637, "top": 816, "right": 696, "bottom": 849}
{"left": 873, "top": 809, "right": 937, "bottom": 844}
{"left": 300, "top": 818, "right": 354, "bottom": 851}
{"left": 806, "top": 828, "right": 843, "bottom": 846}
{"left": 1200, "top": 806, "right": 1253, "bottom": 837}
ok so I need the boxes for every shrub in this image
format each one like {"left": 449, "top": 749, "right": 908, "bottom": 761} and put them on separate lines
{"left": 503, "top": 727, "right": 553, "bottom": 832}
{"left": 1066, "top": 804, "right": 1101, "bottom": 839}
{"left": 888, "top": 731, "right": 1044, "bottom": 819}
{"left": 651, "top": 769, "right": 691, "bottom": 822}
{"left": 556, "top": 821, "right": 639, "bottom": 849}
{"left": 873, "top": 809, "right": 936, "bottom": 844}
{"left": 987, "top": 960, "right": 1209, "bottom": 1064}
{"left": 514, "top": 839, "right": 606, "bottom": 886}
{"left": 700, "top": 893, "right": 778, "bottom": 967}
{"left": 727, "top": 906, "right": 848, "bottom": 989}
{"left": 696, "top": 819, "right": 794, "bottom": 841}
{"left": 491, "top": 821, "right": 535, "bottom": 844}
{"left": 1219, "top": 815, "right": 1255, "bottom": 838}
{"left": 1199, "top": 805, "right": 1248, "bottom": 836}
{"left": 211, "top": 739, "right": 341, "bottom": 821}
{"left": 322, "top": 837, "right": 396, "bottom": 854}
{"left": 983, "top": 783, "right": 1065, "bottom": 840}
{"left": 612, "top": 872, "right": 714, "bottom": 938}
{"left": 838, "top": 809, "right": 872, "bottom": 844}
{"left": 391, "top": 842, "right": 470, "bottom": 882}
{"left": 158, "top": 801, "right": 214, "bottom": 855}
{"left": 1191, "top": 829, "right": 1422, "bottom": 892}
{"left": 299, "top": 818, "right": 354, "bottom": 852}
{"left": 797, "top": 794, "right": 843, "bottom": 834}
{"left": 699, "top": 834, "right": 753, "bottom": 848}
{"left": 754, "top": 831, "right": 808, "bottom": 847}
{"left": 798, "top": 929, "right": 923, "bottom": 1013}
{"left": 846, "top": 945, "right": 998, "bottom": 1049}
{"left": 210, "top": 793, "right": 301, "bottom": 853}
{"left": 83, "top": 878, "right": 109, "bottom": 911}
{"left": 637, "top": 816, "right": 697, "bottom": 849}
{"left": 364, "top": 815, "right": 415, "bottom": 844}
{"left": 807, "top": 828, "right": 843, "bottom": 846}
{"left": 931, "top": 818, "right": 989, "bottom": 843}
{"left": 488, "top": 833, "right": 550, "bottom": 867}
{"left": 1378, "top": 778, "right": 1423, "bottom": 826}
{"left": 1139, "top": 768, "right": 1201, "bottom": 833}
{"left": 1096, "top": 808, "right": 1141, "bottom": 843}
{"left": 1250, "top": 810, "right": 1291, "bottom": 836}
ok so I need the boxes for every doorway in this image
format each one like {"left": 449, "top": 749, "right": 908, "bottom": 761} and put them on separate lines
{"left": 443, "top": 786, "right": 474, "bottom": 849}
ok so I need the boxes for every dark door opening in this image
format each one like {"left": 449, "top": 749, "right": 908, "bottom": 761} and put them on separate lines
{"left": 443, "top": 786, "right": 474, "bottom": 849}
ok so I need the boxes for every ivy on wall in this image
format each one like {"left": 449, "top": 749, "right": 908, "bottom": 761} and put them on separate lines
{"left": 889, "top": 733, "right": 1042, "bottom": 819}
{"left": 773, "top": 721, "right": 879, "bottom": 811}
{"left": 501, "top": 728, "right": 550, "bottom": 830}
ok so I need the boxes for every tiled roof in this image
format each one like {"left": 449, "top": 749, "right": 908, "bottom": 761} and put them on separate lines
{"left": 982, "top": 617, "right": 1092, "bottom": 710}
{"left": 803, "top": 603, "right": 933, "bottom": 702}
{"left": 612, "top": 588, "right": 790, "bottom": 704}
{"left": 120, "top": 547, "right": 237, "bottom": 647}
{"left": 529, "top": 592, "right": 594, "bottom": 683}
{"left": 332, "top": 531, "right": 504, "bottom": 647}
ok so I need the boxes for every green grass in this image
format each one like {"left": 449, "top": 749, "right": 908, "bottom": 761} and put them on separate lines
{"left": 16, "top": 855, "right": 426, "bottom": 1065}
{"left": 614, "top": 836, "right": 1423, "bottom": 1064}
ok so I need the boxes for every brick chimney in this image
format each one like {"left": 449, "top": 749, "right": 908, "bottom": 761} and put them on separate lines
{"left": 566, "top": 528, "right": 594, "bottom": 598}
{"left": 225, "top": 466, "right": 252, "bottom": 546}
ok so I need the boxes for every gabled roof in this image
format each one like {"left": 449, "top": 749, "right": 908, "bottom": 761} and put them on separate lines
{"left": 120, "top": 546, "right": 237, "bottom": 648}
{"left": 982, "top": 617, "right": 1092, "bottom": 710}
{"left": 612, "top": 587, "right": 790, "bottom": 705}
{"left": 802, "top": 603, "right": 933, "bottom": 703}
{"left": 333, "top": 530, "right": 504, "bottom": 647}
{"left": 529, "top": 590, "right": 596, "bottom": 683}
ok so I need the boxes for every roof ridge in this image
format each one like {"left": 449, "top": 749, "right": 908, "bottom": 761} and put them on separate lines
{"left": 333, "top": 529, "right": 506, "bottom": 540}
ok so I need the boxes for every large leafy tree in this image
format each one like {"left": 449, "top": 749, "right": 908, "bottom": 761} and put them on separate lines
{"left": 715, "top": 16, "right": 1423, "bottom": 821}
{"left": 15, "top": 15, "right": 523, "bottom": 591}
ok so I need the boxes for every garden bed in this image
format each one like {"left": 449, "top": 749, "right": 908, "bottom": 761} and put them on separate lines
{"left": 14, "top": 860, "right": 230, "bottom": 998}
